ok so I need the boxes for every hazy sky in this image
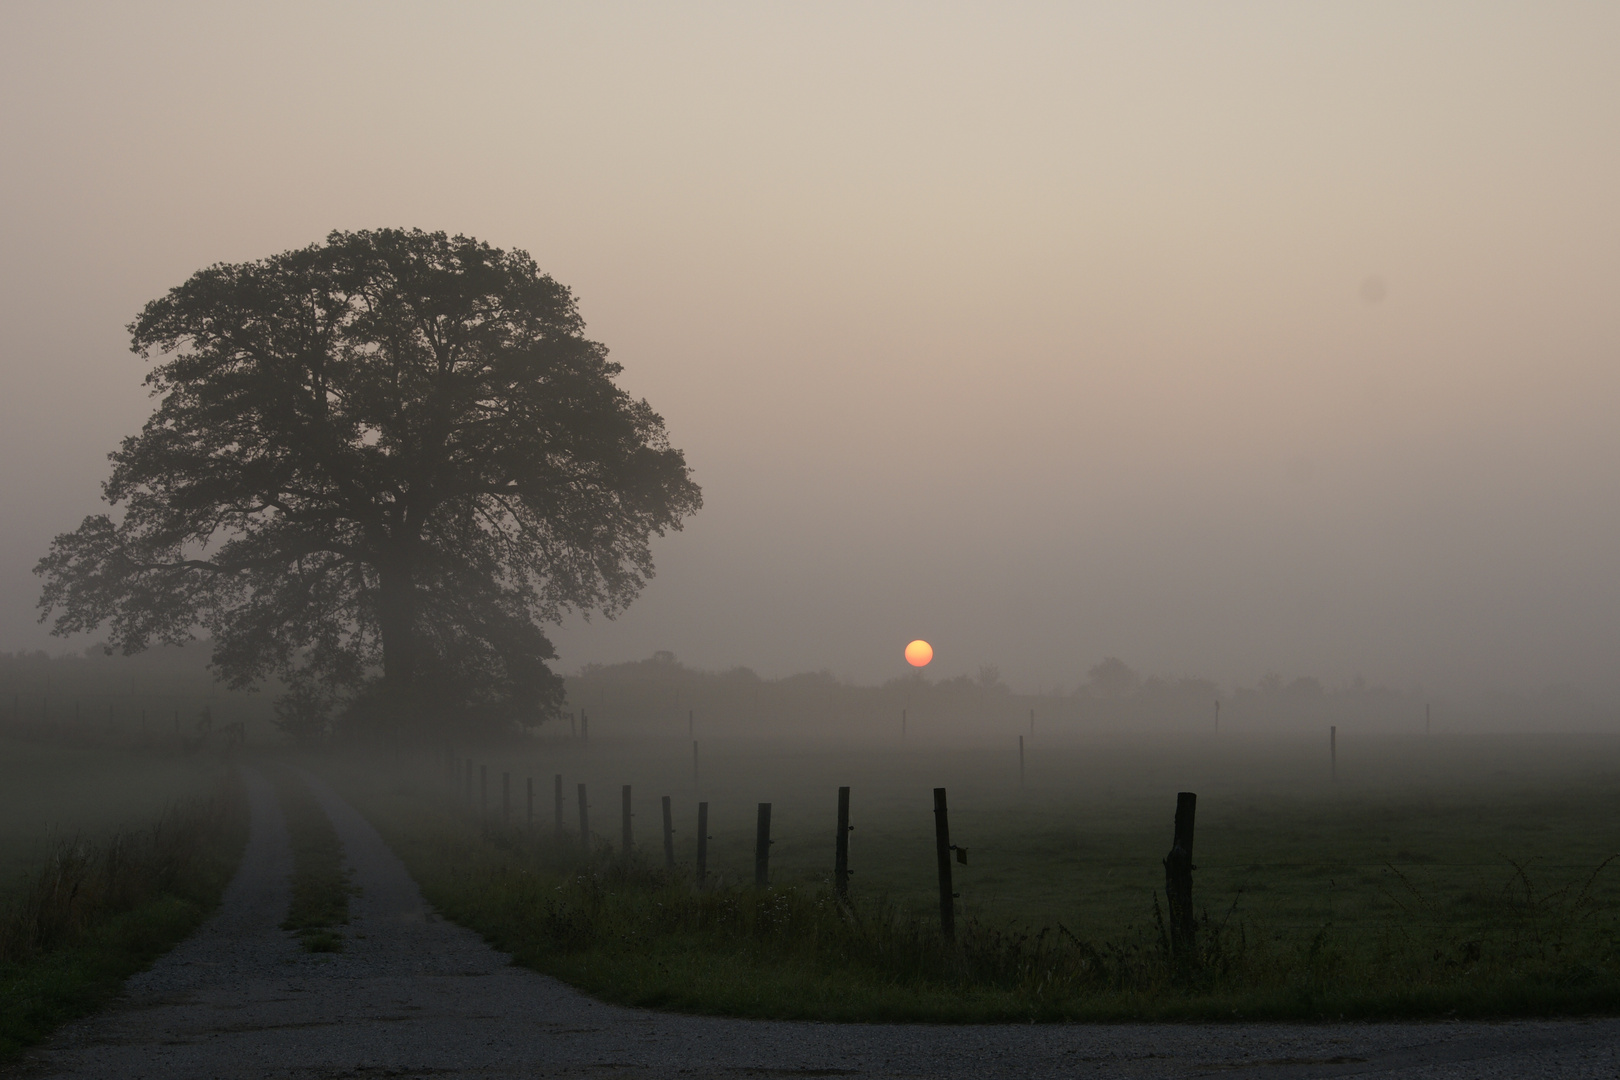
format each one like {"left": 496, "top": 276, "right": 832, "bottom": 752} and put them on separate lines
{"left": 2, "top": 3, "right": 1617, "bottom": 698}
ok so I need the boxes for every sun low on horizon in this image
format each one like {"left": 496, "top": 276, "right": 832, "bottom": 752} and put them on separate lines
{"left": 904, "top": 639, "right": 933, "bottom": 668}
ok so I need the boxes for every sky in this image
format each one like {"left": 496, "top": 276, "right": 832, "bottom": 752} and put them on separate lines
{"left": 1, "top": 3, "right": 1617, "bottom": 700}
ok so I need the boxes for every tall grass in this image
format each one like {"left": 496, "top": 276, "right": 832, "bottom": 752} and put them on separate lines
{"left": 0, "top": 770, "right": 248, "bottom": 1058}
{"left": 354, "top": 775, "right": 1620, "bottom": 1022}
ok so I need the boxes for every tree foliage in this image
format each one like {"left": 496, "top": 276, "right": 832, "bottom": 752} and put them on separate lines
{"left": 36, "top": 229, "right": 702, "bottom": 735}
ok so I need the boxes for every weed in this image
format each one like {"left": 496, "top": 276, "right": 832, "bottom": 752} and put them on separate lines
{"left": 268, "top": 769, "right": 350, "bottom": 952}
{"left": 0, "top": 770, "right": 247, "bottom": 1059}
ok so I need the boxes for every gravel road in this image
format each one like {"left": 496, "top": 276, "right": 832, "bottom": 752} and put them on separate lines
{"left": 9, "top": 766, "right": 1618, "bottom": 1079}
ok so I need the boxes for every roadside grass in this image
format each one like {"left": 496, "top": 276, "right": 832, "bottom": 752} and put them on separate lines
{"left": 0, "top": 737, "right": 228, "bottom": 896}
{"left": 0, "top": 768, "right": 248, "bottom": 1059}
{"left": 268, "top": 768, "right": 350, "bottom": 952}
{"left": 336, "top": 752, "right": 1620, "bottom": 1022}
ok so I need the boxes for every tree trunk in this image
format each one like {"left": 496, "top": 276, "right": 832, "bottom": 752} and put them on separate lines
{"left": 376, "top": 561, "right": 419, "bottom": 694}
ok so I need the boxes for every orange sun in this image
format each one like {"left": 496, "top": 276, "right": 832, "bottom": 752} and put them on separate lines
{"left": 904, "top": 639, "right": 933, "bottom": 667}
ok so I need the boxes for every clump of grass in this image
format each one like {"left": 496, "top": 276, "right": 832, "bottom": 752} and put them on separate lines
{"left": 269, "top": 769, "right": 350, "bottom": 952}
{"left": 0, "top": 770, "right": 248, "bottom": 1059}
{"left": 349, "top": 775, "right": 1620, "bottom": 1022}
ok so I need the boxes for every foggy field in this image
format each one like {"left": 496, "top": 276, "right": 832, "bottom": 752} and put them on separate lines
{"left": 0, "top": 738, "right": 228, "bottom": 900}
{"left": 316, "top": 731, "right": 1620, "bottom": 1020}
{"left": 0, "top": 738, "right": 244, "bottom": 1059}
{"left": 429, "top": 732, "right": 1620, "bottom": 933}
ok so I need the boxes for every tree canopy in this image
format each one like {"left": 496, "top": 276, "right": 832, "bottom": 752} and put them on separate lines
{"left": 36, "top": 228, "right": 702, "bottom": 736}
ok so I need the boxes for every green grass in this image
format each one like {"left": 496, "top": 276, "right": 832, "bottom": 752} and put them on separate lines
{"left": 325, "top": 734, "right": 1620, "bottom": 1021}
{"left": 268, "top": 768, "right": 350, "bottom": 952}
{"left": 0, "top": 769, "right": 248, "bottom": 1059}
{"left": 419, "top": 734, "right": 1620, "bottom": 937}
{"left": 0, "top": 736, "right": 229, "bottom": 897}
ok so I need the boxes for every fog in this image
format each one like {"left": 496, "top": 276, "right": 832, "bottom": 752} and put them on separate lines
{"left": 2, "top": 4, "right": 1618, "bottom": 718}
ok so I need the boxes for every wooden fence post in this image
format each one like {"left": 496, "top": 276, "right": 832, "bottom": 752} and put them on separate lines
{"left": 577, "top": 783, "right": 589, "bottom": 848}
{"left": 696, "top": 801, "right": 709, "bottom": 887}
{"left": 661, "top": 795, "right": 675, "bottom": 869}
{"left": 933, "top": 787, "right": 955, "bottom": 941}
{"left": 1163, "top": 791, "right": 1197, "bottom": 963}
{"left": 834, "top": 786, "right": 851, "bottom": 901}
{"left": 621, "top": 785, "right": 633, "bottom": 859}
{"left": 581, "top": 708, "right": 589, "bottom": 741}
{"left": 754, "top": 803, "right": 772, "bottom": 887}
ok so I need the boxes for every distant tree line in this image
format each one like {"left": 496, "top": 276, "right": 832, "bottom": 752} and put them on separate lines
{"left": 2, "top": 644, "right": 1609, "bottom": 743}
{"left": 561, "top": 653, "right": 1615, "bottom": 739}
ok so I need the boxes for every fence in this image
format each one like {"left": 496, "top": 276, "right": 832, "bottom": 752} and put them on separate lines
{"left": 441, "top": 745, "right": 1203, "bottom": 946}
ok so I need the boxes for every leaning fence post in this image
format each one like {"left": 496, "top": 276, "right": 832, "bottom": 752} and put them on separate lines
{"left": 696, "top": 801, "right": 710, "bottom": 887}
{"left": 621, "top": 784, "right": 633, "bottom": 860}
{"left": 661, "top": 795, "right": 675, "bottom": 868}
{"left": 933, "top": 787, "right": 955, "bottom": 941}
{"left": 834, "top": 786, "right": 851, "bottom": 901}
{"left": 577, "top": 783, "right": 590, "bottom": 848}
{"left": 754, "top": 803, "right": 772, "bottom": 887}
{"left": 1163, "top": 791, "right": 1197, "bottom": 963}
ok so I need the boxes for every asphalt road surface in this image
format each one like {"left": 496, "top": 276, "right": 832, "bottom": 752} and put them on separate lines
{"left": 9, "top": 767, "right": 1618, "bottom": 1079}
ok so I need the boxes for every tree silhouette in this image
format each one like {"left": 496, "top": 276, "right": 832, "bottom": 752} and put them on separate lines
{"left": 36, "top": 229, "right": 701, "bottom": 736}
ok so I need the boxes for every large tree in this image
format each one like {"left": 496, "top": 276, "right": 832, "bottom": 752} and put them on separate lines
{"left": 36, "top": 229, "right": 701, "bottom": 736}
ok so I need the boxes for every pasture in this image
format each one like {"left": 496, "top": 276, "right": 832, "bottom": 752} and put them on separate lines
{"left": 327, "top": 731, "right": 1620, "bottom": 1020}
{"left": 0, "top": 736, "right": 230, "bottom": 900}
{"left": 422, "top": 731, "right": 1620, "bottom": 934}
{"left": 0, "top": 734, "right": 245, "bottom": 1058}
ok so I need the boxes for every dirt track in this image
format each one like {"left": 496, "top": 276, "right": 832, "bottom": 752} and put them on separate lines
{"left": 9, "top": 767, "right": 1619, "bottom": 1079}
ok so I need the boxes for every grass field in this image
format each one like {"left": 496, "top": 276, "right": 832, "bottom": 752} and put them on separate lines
{"left": 0, "top": 734, "right": 246, "bottom": 1059}
{"left": 0, "top": 737, "right": 230, "bottom": 900}
{"left": 417, "top": 732, "right": 1620, "bottom": 935}
{"left": 325, "top": 731, "right": 1620, "bottom": 1020}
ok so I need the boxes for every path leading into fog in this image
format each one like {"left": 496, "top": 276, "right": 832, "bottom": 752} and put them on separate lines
{"left": 9, "top": 766, "right": 1619, "bottom": 1079}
